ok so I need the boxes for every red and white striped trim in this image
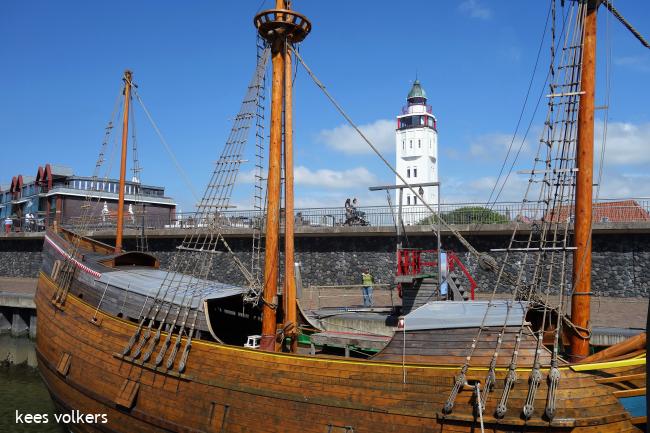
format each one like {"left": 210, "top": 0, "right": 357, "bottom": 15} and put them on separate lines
{"left": 45, "top": 235, "right": 102, "bottom": 279}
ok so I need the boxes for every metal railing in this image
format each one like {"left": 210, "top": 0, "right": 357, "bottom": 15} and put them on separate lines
{"left": 3, "top": 198, "right": 649, "bottom": 234}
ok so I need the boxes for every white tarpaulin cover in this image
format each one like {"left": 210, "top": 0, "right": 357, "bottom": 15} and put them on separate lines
{"left": 403, "top": 300, "right": 527, "bottom": 331}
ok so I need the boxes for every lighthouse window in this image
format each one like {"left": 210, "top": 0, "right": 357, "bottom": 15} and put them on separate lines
{"left": 402, "top": 140, "right": 405, "bottom": 150}
{"left": 418, "top": 139, "right": 421, "bottom": 148}
{"left": 409, "top": 140, "right": 412, "bottom": 149}
{"left": 414, "top": 196, "right": 417, "bottom": 205}
{"left": 414, "top": 168, "right": 418, "bottom": 178}
{"left": 407, "top": 168, "right": 411, "bottom": 178}
{"left": 407, "top": 196, "right": 410, "bottom": 205}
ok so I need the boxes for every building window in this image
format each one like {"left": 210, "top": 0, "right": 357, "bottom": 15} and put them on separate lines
{"left": 413, "top": 196, "right": 417, "bottom": 205}
{"left": 414, "top": 168, "right": 418, "bottom": 178}
{"left": 407, "top": 196, "right": 410, "bottom": 205}
{"left": 407, "top": 168, "right": 410, "bottom": 178}
{"left": 409, "top": 140, "right": 412, "bottom": 149}
{"left": 402, "top": 140, "right": 405, "bottom": 150}
{"left": 418, "top": 139, "right": 421, "bottom": 148}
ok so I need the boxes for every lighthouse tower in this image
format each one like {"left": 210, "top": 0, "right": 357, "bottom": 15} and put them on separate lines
{"left": 395, "top": 80, "right": 439, "bottom": 222}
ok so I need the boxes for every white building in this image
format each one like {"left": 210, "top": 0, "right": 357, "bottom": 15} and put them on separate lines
{"left": 395, "top": 80, "right": 439, "bottom": 223}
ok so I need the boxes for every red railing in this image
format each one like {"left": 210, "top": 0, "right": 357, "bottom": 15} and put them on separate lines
{"left": 447, "top": 251, "right": 477, "bottom": 300}
{"left": 396, "top": 248, "right": 422, "bottom": 276}
{"left": 396, "top": 248, "right": 477, "bottom": 300}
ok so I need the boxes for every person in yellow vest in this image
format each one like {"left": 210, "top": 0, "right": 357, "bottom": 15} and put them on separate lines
{"left": 361, "top": 268, "right": 374, "bottom": 307}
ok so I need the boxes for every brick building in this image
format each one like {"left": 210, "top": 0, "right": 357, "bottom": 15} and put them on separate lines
{"left": 1, "top": 163, "right": 175, "bottom": 232}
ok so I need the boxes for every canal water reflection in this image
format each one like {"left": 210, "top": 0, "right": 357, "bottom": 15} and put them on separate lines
{"left": 0, "top": 335, "right": 66, "bottom": 433}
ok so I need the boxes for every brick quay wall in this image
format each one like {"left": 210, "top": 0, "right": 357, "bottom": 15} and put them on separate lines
{"left": 1, "top": 223, "right": 648, "bottom": 297}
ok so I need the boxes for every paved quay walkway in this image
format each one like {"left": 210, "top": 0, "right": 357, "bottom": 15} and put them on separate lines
{"left": 0, "top": 277, "right": 38, "bottom": 309}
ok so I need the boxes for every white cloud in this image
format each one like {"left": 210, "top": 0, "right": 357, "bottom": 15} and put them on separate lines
{"left": 468, "top": 133, "right": 529, "bottom": 159}
{"left": 443, "top": 174, "right": 528, "bottom": 203}
{"left": 295, "top": 165, "right": 378, "bottom": 189}
{"left": 316, "top": 119, "right": 394, "bottom": 155}
{"left": 597, "top": 172, "right": 650, "bottom": 198}
{"left": 237, "top": 165, "right": 378, "bottom": 190}
{"left": 458, "top": 0, "right": 492, "bottom": 20}
{"left": 614, "top": 56, "right": 650, "bottom": 73}
{"left": 596, "top": 121, "right": 650, "bottom": 166}
{"left": 237, "top": 169, "right": 258, "bottom": 184}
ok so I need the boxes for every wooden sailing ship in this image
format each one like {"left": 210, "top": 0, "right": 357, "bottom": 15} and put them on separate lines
{"left": 35, "top": 1, "right": 647, "bottom": 432}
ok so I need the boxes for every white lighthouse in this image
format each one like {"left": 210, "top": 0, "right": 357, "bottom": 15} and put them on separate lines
{"left": 395, "top": 80, "right": 439, "bottom": 223}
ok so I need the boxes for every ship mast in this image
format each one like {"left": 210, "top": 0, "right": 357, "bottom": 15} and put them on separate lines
{"left": 570, "top": 0, "right": 597, "bottom": 360}
{"left": 283, "top": 30, "right": 298, "bottom": 353}
{"left": 255, "top": 2, "right": 311, "bottom": 352}
{"left": 115, "top": 70, "right": 133, "bottom": 253}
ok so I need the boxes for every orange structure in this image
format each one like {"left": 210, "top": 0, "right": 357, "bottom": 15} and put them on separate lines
{"left": 570, "top": 1, "right": 597, "bottom": 361}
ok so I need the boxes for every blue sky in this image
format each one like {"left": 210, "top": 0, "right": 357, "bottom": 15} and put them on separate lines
{"left": 1, "top": 0, "right": 649, "bottom": 211}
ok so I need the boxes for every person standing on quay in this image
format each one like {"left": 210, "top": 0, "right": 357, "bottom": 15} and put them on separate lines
{"left": 361, "top": 268, "right": 374, "bottom": 307}
{"left": 4, "top": 216, "right": 13, "bottom": 234}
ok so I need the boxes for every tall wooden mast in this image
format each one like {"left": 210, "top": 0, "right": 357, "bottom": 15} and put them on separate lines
{"left": 283, "top": 34, "right": 298, "bottom": 352}
{"left": 255, "top": 2, "right": 311, "bottom": 352}
{"left": 115, "top": 70, "right": 133, "bottom": 254}
{"left": 570, "top": 0, "right": 597, "bottom": 360}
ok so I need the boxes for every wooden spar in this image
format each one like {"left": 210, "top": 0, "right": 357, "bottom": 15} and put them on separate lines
{"left": 260, "top": 0, "right": 288, "bottom": 352}
{"left": 571, "top": 1, "right": 597, "bottom": 360}
{"left": 115, "top": 70, "right": 133, "bottom": 254}
{"left": 283, "top": 37, "right": 297, "bottom": 352}
{"left": 582, "top": 332, "right": 646, "bottom": 363}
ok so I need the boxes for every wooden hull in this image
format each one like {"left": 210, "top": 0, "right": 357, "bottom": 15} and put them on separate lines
{"left": 34, "top": 268, "right": 644, "bottom": 433}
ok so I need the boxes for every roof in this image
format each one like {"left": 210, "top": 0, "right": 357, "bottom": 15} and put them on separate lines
{"left": 403, "top": 300, "right": 527, "bottom": 331}
{"left": 546, "top": 200, "right": 650, "bottom": 223}
{"left": 49, "top": 164, "right": 74, "bottom": 177}
{"left": 407, "top": 79, "right": 427, "bottom": 100}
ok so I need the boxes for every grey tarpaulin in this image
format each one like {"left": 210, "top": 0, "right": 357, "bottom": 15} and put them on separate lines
{"left": 95, "top": 268, "right": 247, "bottom": 310}
{"left": 403, "top": 300, "right": 527, "bottom": 331}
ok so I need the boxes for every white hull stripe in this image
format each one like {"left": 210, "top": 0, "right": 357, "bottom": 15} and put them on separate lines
{"left": 45, "top": 235, "right": 102, "bottom": 279}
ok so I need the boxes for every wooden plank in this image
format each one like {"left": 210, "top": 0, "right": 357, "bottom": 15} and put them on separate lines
{"left": 56, "top": 352, "right": 71, "bottom": 376}
{"left": 115, "top": 378, "right": 140, "bottom": 409}
{"left": 594, "top": 373, "right": 645, "bottom": 384}
{"left": 612, "top": 388, "right": 646, "bottom": 398}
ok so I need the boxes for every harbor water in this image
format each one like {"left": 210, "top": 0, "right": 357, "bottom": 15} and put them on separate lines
{"left": 0, "top": 335, "right": 65, "bottom": 433}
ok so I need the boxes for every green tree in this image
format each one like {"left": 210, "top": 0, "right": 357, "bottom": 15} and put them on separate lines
{"left": 419, "top": 206, "right": 509, "bottom": 225}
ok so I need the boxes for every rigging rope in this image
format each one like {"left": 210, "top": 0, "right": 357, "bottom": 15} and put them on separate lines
{"left": 603, "top": 0, "right": 650, "bottom": 49}
{"left": 133, "top": 90, "right": 200, "bottom": 202}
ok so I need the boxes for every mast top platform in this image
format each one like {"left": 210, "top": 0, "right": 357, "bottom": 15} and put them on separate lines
{"left": 254, "top": 9, "right": 311, "bottom": 44}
